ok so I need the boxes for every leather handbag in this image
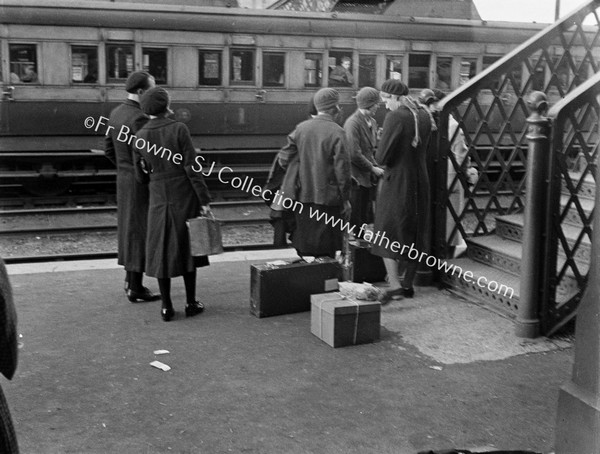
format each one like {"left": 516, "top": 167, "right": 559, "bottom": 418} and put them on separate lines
{"left": 187, "top": 212, "right": 224, "bottom": 256}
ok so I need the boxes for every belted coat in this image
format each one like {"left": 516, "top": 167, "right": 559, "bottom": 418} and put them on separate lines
{"left": 135, "top": 117, "right": 211, "bottom": 278}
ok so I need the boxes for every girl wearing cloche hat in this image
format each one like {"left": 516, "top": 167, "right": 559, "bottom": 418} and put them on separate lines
{"left": 136, "top": 87, "right": 212, "bottom": 322}
{"left": 372, "top": 80, "right": 434, "bottom": 305}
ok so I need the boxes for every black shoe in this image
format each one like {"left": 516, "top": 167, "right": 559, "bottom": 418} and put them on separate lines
{"left": 127, "top": 287, "right": 161, "bottom": 303}
{"left": 402, "top": 287, "right": 415, "bottom": 298}
{"left": 161, "top": 307, "right": 175, "bottom": 322}
{"left": 378, "top": 287, "right": 404, "bottom": 305}
{"left": 185, "top": 300, "right": 204, "bottom": 317}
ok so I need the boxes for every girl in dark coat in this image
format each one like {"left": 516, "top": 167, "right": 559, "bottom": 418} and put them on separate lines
{"left": 136, "top": 88, "right": 211, "bottom": 321}
{"left": 372, "top": 80, "right": 432, "bottom": 304}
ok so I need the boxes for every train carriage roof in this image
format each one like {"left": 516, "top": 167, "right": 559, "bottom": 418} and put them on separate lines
{"left": 1, "top": 0, "right": 543, "bottom": 44}
{"left": 270, "top": 0, "right": 482, "bottom": 20}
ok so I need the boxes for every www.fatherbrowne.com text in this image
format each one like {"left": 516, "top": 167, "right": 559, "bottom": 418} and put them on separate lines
{"left": 88, "top": 114, "right": 514, "bottom": 299}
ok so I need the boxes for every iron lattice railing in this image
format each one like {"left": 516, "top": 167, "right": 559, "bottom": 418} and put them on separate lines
{"left": 543, "top": 72, "right": 600, "bottom": 335}
{"left": 435, "top": 0, "right": 600, "bottom": 261}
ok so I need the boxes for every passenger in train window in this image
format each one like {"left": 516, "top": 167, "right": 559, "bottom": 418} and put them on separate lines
{"left": 137, "top": 87, "right": 212, "bottom": 322}
{"left": 83, "top": 70, "right": 98, "bottom": 84}
{"left": 343, "top": 87, "right": 384, "bottom": 239}
{"left": 105, "top": 71, "right": 160, "bottom": 304}
{"left": 328, "top": 56, "right": 354, "bottom": 87}
{"left": 276, "top": 88, "right": 351, "bottom": 258}
{"left": 373, "top": 80, "right": 433, "bottom": 305}
{"left": 20, "top": 65, "right": 38, "bottom": 83}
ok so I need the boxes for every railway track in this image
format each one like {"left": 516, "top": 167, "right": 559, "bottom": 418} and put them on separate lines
{"left": 0, "top": 199, "right": 277, "bottom": 262}
{"left": 0, "top": 200, "right": 271, "bottom": 235}
{"left": 3, "top": 242, "right": 285, "bottom": 265}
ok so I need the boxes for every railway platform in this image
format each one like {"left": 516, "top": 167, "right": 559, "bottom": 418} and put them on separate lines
{"left": 3, "top": 249, "right": 573, "bottom": 454}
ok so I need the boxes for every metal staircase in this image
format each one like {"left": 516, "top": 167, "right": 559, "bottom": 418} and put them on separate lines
{"left": 433, "top": 0, "right": 600, "bottom": 336}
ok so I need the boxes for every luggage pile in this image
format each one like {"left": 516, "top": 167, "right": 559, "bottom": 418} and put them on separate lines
{"left": 249, "top": 242, "right": 387, "bottom": 348}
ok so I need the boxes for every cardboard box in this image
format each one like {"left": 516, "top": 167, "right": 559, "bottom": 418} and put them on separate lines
{"left": 250, "top": 258, "right": 343, "bottom": 318}
{"left": 311, "top": 293, "right": 380, "bottom": 348}
{"left": 348, "top": 240, "right": 387, "bottom": 283}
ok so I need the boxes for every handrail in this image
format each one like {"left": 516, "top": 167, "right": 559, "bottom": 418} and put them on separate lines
{"left": 548, "top": 70, "right": 600, "bottom": 119}
{"left": 438, "top": 0, "right": 600, "bottom": 111}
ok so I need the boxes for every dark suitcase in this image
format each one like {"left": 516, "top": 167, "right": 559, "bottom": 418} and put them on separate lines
{"left": 348, "top": 240, "right": 387, "bottom": 283}
{"left": 250, "top": 257, "right": 343, "bottom": 318}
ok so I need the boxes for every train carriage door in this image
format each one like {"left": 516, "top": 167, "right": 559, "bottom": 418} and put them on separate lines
{"left": 0, "top": 53, "right": 9, "bottom": 134}
{"left": 258, "top": 50, "right": 294, "bottom": 137}
{"left": 225, "top": 46, "right": 259, "bottom": 137}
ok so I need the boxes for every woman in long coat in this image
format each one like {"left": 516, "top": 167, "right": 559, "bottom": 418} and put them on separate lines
{"left": 136, "top": 88, "right": 211, "bottom": 321}
{"left": 372, "top": 80, "right": 432, "bottom": 304}
{"left": 104, "top": 71, "right": 159, "bottom": 302}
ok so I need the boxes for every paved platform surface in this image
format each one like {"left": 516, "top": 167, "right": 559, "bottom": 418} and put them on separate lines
{"left": 3, "top": 250, "right": 573, "bottom": 453}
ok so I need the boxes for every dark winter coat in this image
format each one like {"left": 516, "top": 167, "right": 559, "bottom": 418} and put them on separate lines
{"left": 371, "top": 104, "right": 432, "bottom": 260}
{"left": 343, "top": 109, "right": 379, "bottom": 187}
{"left": 135, "top": 117, "right": 211, "bottom": 278}
{"left": 105, "top": 99, "right": 149, "bottom": 272}
{"left": 277, "top": 114, "right": 351, "bottom": 206}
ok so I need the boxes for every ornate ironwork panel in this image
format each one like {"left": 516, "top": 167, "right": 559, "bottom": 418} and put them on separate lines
{"left": 545, "top": 73, "right": 600, "bottom": 335}
{"left": 435, "top": 0, "right": 600, "bottom": 263}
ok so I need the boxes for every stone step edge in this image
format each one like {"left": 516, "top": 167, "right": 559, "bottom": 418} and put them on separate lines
{"left": 439, "top": 258, "right": 520, "bottom": 317}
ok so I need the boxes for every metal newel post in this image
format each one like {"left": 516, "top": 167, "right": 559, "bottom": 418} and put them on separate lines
{"left": 517, "top": 91, "right": 550, "bottom": 338}
{"left": 554, "top": 119, "right": 600, "bottom": 453}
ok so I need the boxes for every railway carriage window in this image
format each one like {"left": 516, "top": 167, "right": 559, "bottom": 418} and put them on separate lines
{"left": 106, "top": 44, "right": 134, "bottom": 83}
{"left": 409, "top": 54, "right": 430, "bottom": 88}
{"left": 358, "top": 54, "right": 376, "bottom": 88}
{"left": 71, "top": 46, "right": 98, "bottom": 84}
{"left": 575, "top": 60, "right": 591, "bottom": 86}
{"left": 9, "top": 44, "right": 38, "bottom": 84}
{"left": 198, "top": 50, "right": 222, "bottom": 86}
{"left": 459, "top": 58, "right": 477, "bottom": 86}
{"left": 482, "top": 56, "right": 501, "bottom": 90}
{"left": 386, "top": 56, "right": 402, "bottom": 80}
{"left": 263, "top": 52, "right": 285, "bottom": 87}
{"left": 304, "top": 53, "right": 322, "bottom": 87}
{"left": 328, "top": 51, "right": 354, "bottom": 87}
{"left": 143, "top": 48, "right": 167, "bottom": 85}
{"left": 230, "top": 48, "right": 255, "bottom": 84}
{"left": 436, "top": 57, "right": 452, "bottom": 90}
{"left": 529, "top": 65, "right": 545, "bottom": 91}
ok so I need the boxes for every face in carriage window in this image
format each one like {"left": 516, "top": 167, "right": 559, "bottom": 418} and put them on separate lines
{"left": 230, "top": 48, "right": 255, "bottom": 84}
{"left": 71, "top": 46, "right": 98, "bottom": 84}
{"left": 10, "top": 44, "right": 38, "bottom": 84}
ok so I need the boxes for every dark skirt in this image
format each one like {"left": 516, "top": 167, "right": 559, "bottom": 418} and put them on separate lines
{"left": 146, "top": 173, "right": 209, "bottom": 279}
{"left": 292, "top": 203, "right": 343, "bottom": 258}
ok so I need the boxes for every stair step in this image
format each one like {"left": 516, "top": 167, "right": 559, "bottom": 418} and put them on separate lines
{"left": 466, "top": 232, "right": 588, "bottom": 283}
{"left": 466, "top": 235, "right": 522, "bottom": 277}
{"left": 440, "top": 257, "right": 520, "bottom": 319}
{"left": 495, "top": 213, "right": 525, "bottom": 243}
{"left": 561, "top": 194, "right": 594, "bottom": 227}
{"left": 495, "top": 213, "right": 591, "bottom": 263}
{"left": 561, "top": 171, "right": 596, "bottom": 201}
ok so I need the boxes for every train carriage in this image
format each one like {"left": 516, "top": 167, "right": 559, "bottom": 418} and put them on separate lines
{"left": 0, "top": 0, "right": 559, "bottom": 201}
